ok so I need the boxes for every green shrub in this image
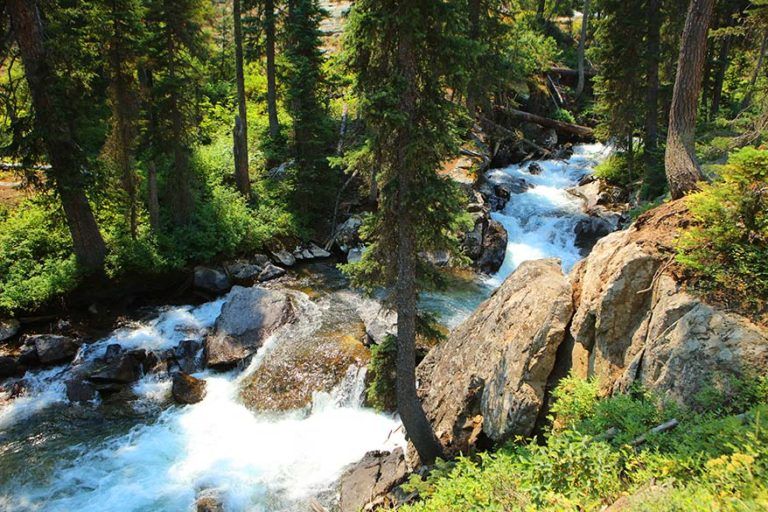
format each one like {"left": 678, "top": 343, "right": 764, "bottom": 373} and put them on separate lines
{"left": 553, "top": 108, "right": 576, "bottom": 124}
{"left": 676, "top": 147, "right": 768, "bottom": 313}
{"left": 594, "top": 152, "right": 641, "bottom": 187}
{"left": 400, "top": 377, "right": 768, "bottom": 512}
{"left": 0, "top": 200, "right": 79, "bottom": 313}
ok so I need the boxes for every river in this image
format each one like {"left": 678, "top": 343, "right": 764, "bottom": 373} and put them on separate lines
{"left": 0, "top": 143, "right": 609, "bottom": 511}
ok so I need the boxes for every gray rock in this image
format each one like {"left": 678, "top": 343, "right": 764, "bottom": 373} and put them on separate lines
{"left": 574, "top": 216, "right": 614, "bottom": 254}
{"left": 252, "top": 254, "right": 271, "bottom": 267}
{"left": 225, "top": 260, "right": 263, "bottom": 285}
{"left": 477, "top": 219, "right": 508, "bottom": 273}
{"left": 87, "top": 349, "right": 147, "bottom": 391}
{"left": 66, "top": 379, "right": 97, "bottom": 403}
{"left": 417, "top": 259, "right": 573, "bottom": 456}
{"left": 193, "top": 266, "right": 232, "bottom": 294}
{"left": 339, "top": 449, "right": 407, "bottom": 512}
{"left": 0, "top": 356, "right": 19, "bottom": 378}
{"left": 30, "top": 335, "right": 80, "bottom": 365}
{"left": 271, "top": 249, "right": 296, "bottom": 267}
{"left": 205, "top": 286, "right": 296, "bottom": 369}
{"left": 347, "top": 247, "right": 365, "bottom": 264}
{"left": 335, "top": 216, "right": 363, "bottom": 253}
{"left": 171, "top": 339, "right": 203, "bottom": 374}
{"left": 0, "top": 319, "right": 20, "bottom": 342}
{"left": 355, "top": 298, "right": 397, "bottom": 345}
{"left": 484, "top": 169, "right": 531, "bottom": 196}
{"left": 308, "top": 242, "right": 331, "bottom": 259}
{"left": 172, "top": 373, "right": 207, "bottom": 404}
{"left": 258, "top": 263, "right": 286, "bottom": 282}
{"left": 528, "top": 162, "right": 543, "bottom": 175}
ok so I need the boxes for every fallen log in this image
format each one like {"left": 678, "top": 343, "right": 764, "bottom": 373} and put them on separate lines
{"left": 477, "top": 114, "right": 552, "bottom": 156}
{"left": 631, "top": 419, "right": 679, "bottom": 447}
{"left": 502, "top": 108, "right": 594, "bottom": 139}
{"left": 549, "top": 66, "right": 597, "bottom": 78}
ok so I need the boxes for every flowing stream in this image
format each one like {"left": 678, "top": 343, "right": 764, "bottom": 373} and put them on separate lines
{"left": 0, "top": 143, "right": 608, "bottom": 511}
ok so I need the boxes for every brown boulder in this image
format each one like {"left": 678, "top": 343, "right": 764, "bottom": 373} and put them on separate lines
{"left": 338, "top": 449, "right": 407, "bottom": 512}
{"left": 417, "top": 259, "right": 573, "bottom": 456}
{"left": 172, "top": 373, "right": 207, "bottom": 404}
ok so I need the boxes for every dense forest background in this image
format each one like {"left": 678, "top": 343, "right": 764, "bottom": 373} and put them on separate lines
{"left": 0, "top": 0, "right": 766, "bottom": 317}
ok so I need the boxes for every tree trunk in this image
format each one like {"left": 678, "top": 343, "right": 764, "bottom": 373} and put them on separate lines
{"left": 664, "top": 0, "right": 715, "bottom": 199}
{"left": 466, "top": 0, "right": 481, "bottom": 115}
{"left": 265, "top": 0, "right": 280, "bottom": 140}
{"left": 575, "top": 0, "right": 590, "bottom": 97}
{"left": 147, "top": 162, "right": 161, "bottom": 233}
{"left": 644, "top": 0, "right": 661, "bottom": 165}
{"left": 395, "top": 24, "right": 445, "bottom": 466}
{"left": 741, "top": 32, "right": 768, "bottom": 110}
{"left": 710, "top": 37, "right": 730, "bottom": 118}
{"left": 503, "top": 107, "right": 594, "bottom": 138}
{"left": 8, "top": 0, "right": 106, "bottom": 270}
{"left": 233, "top": 0, "right": 251, "bottom": 198}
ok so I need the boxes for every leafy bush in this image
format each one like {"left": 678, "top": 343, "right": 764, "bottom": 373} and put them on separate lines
{"left": 594, "top": 151, "right": 641, "bottom": 188}
{"left": 0, "top": 199, "right": 79, "bottom": 313}
{"left": 553, "top": 108, "right": 576, "bottom": 124}
{"left": 400, "top": 375, "right": 768, "bottom": 512}
{"left": 676, "top": 147, "right": 768, "bottom": 314}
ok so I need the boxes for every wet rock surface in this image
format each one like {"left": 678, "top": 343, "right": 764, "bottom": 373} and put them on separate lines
{"left": 29, "top": 334, "right": 81, "bottom": 366}
{"left": 172, "top": 373, "right": 207, "bottom": 404}
{"left": 205, "top": 286, "right": 296, "bottom": 369}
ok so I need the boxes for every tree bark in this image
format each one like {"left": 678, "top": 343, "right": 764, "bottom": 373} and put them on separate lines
{"left": 395, "top": 20, "right": 445, "bottom": 466}
{"left": 8, "top": 0, "right": 106, "bottom": 270}
{"left": 265, "top": 0, "right": 280, "bottom": 140}
{"left": 575, "top": 0, "right": 590, "bottom": 97}
{"left": 147, "top": 162, "right": 161, "bottom": 233}
{"left": 710, "top": 37, "right": 730, "bottom": 118}
{"left": 233, "top": 0, "right": 251, "bottom": 198}
{"left": 664, "top": 0, "right": 715, "bottom": 199}
{"left": 644, "top": 0, "right": 661, "bottom": 164}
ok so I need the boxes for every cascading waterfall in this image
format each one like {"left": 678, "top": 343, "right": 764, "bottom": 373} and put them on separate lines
{"left": 0, "top": 143, "right": 608, "bottom": 511}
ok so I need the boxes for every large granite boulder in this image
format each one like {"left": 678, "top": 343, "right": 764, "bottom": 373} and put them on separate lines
{"left": 205, "top": 286, "right": 296, "bottom": 369}
{"left": 568, "top": 200, "right": 768, "bottom": 405}
{"left": 417, "top": 259, "right": 573, "bottom": 456}
{"left": 338, "top": 449, "right": 407, "bottom": 512}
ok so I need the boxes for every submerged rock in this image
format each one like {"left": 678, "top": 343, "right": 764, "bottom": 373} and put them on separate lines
{"left": 417, "top": 259, "right": 573, "bottom": 456}
{"left": 172, "top": 373, "right": 207, "bottom": 404}
{"left": 66, "top": 378, "right": 97, "bottom": 403}
{"left": 205, "top": 286, "right": 296, "bottom": 369}
{"left": 339, "top": 449, "right": 407, "bottom": 512}
{"left": 29, "top": 334, "right": 80, "bottom": 366}
{"left": 239, "top": 323, "right": 369, "bottom": 411}
{"left": 87, "top": 348, "right": 147, "bottom": 390}
{"left": 195, "top": 489, "right": 224, "bottom": 512}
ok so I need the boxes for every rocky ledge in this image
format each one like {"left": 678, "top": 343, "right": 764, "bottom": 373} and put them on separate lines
{"left": 415, "top": 200, "right": 768, "bottom": 462}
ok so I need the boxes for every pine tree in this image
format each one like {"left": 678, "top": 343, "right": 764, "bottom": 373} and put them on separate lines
{"left": 98, "top": 0, "right": 144, "bottom": 239}
{"left": 233, "top": 0, "right": 252, "bottom": 199}
{"left": 345, "top": 0, "right": 468, "bottom": 465}
{"left": 7, "top": 0, "right": 107, "bottom": 270}
{"left": 284, "top": 0, "right": 333, "bottom": 224}
{"left": 144, "top": 0, "right": 209, "bottom": 226}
